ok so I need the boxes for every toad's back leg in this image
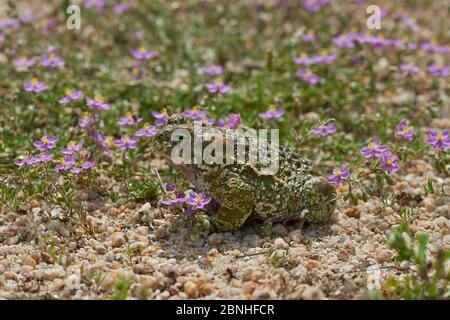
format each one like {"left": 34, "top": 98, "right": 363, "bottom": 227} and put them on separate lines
{"left": 204, "top": 169, "right": 254, "bottom": 232}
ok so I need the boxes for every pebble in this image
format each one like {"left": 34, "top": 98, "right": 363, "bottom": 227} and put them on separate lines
{"left": 184, "top": 281, "right": 198, "bottom": 299}
{"left": 301, "top": 286, "right": 324, "bottom": 300}
{"left": 274, "top": 238, "right": 289, "bottom": 249}
{"left": 110, "top": 232, "right": 126, "bottom": 247}
{"left": 207, "top": 233, "right": 224, "bottom": 245}
{"left": 272, "top": 224, "right": 288, "bottom": 236}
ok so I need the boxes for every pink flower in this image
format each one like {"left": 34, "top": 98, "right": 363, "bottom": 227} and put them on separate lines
{"left": 117, "top": 112, "right": 143, "bottom": 126}
{"left": 86, "top": 95, "right": 110, "bottom": 111}
{"left": 33, "top": 135, "right": 58, "bottom": 151}
{"left": 135, "top": 123, "right": 157, "bottom": 138}
{"left": 360, "top": 140, "right": 389, "bottom": 159}
{"left": 23, "top": 78, "right": 48, "bottom": 93}
{"left": 13, "top": 56, "right": 35, "bottom": 70}
{"left": 380, "top": 152, "right": 399, "bottom": 173}
{"left": 205, "top": 82, "right": 231, "bottom": 94}
{"left": 395, "top": 119, "right": 415, "bottom": 141}
{"left": 61, "top": 141, "right": 84, "bottom": 155}
{"left": 130, "top": 46, "right": 158, "bottom": 60}
{"left": 40, "top": 46, "right": 64, "bottom": 68}
{"left": 312, "top": 123, "right": 336, "bottom": 137}
{"left": 185, "top": 192, "right": 212, "bottom": 210}
{"left": 427, "top": 129, "right": 450, "bottom": 151}
{"left": 183, "top": 107, "right": 207, "bottom": 120}
{"left": 259, "top": 105, "right": 284, "bottom": 120}
{"left": 58, "top": 89, "right": 83, "bottom": 104}
{"left": 297, "top": 69, "right": 320, "bottom": 85}
{"left": 217, "top": 113, "right": 240, "bottom": 129}
{"left": 152, "top": 110, "right": 169, "bottom": 127}
{"left": 115, "top": 135, "right": 137, "bottom": 150}
{"left": 328, "top": 164, "right": 350, "bottom": 185}
{"left": 200, "top": 65, "right": 223, "bottom": 76}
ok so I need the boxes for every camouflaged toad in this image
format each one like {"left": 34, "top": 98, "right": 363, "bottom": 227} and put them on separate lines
{"left": 154, "top": 114, "right": 336, "bottom": 232}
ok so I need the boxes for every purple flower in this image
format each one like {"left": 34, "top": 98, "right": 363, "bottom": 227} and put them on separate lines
{"left": 19, "top": 14, "right": 37, "bottom": 24}
{"left": 115, "top": 135, "right": 137, "bottom": 150}
{"left": 23, "top": 78, "right": 48, "bottom": 93}
{"left": 328, "top": 164, "right": 350, "bottom": 185}
{"left": 200, "top": 65, "right": 223, "bottom": 76}
{"left": 152, "top": 110, "right": 169, "bottom": 127}
{"left": 130, "top": 46, "right": 158, "bottom": 60}
{"left": 84, "top": 0, "right": 106, "bottom": 11}
{"left": 135, "top": 123, "right": 157, "bottom": 138}
{"left": 380, "top": 152, "right": 399, "bottom": 173}
{"left": 161, "top": 191, "right": 187, "bottom": 206}
{"left": 33, "top": 135, "right": 58, "bottom": 151}
{"left": 427, "top": 65, "right": 449, "bottom": 78}
{"left": 302, "top": 32, "right": 316, "bottom": 42}
{"left": 360, "top": 140, "right": 389, "bottom": 159}
{"left": 259, "top": 105, "right": 284, "bottom": 120}
{"left": 294, "top": 53, "right": 336, "bottom": 66}
{"left": 186, "top": 192, "right": 212, "bottom": 210}
{"left": 312, "top": 122, "right": 336, "bottom": 137}
{"left": 0, "top": 32, "right": 5, "bottom": 42}
{"left": 395, "top": 119, "right": 415, "bottom": 141}
{"left": 13, "top": 56, "right": 35, "bottom": 69}
{"left": 297, "top": 69, "right": 320, "bottom": 85}
{"left": 40, "top": 46, "right": 64, "bottom": 68}
{"left": 400, "top": 64, "right": 420, "bottom": 74}
{"left": 205, "top": 82, "right": 231, "bottom": 94}
{"left": 79, "top": 113, "right": 96, "bottom": 129}
{"left": 217, "top": 113, "right": 241, "bottom": 129}
{"left": 114, "top": 3, "right": 131, "bottom": 14}
{"left": 58, "top": 89, "right": 83, "bottom": 104}
{"left": 0, "top": 18, "right": 20, "bottom": 29}
{"left": 427, "top": 130, "right": 450, "bottom": 151}
{"left": 166, "top": 183, "right": 177, "bottom": 192}
{"left": 23, "top": 153, "right": 53, "bottom": 166}
{"left": 86, "top": 95, "right": 110, "bottom": 111}
{"left": 301, "top": 0, "right": 331, "bottom": 12}
{"left": 118, "top": 112, "right": 143, "bottom": 126}
{"left": 55, "top": 155, "right": 76, "bottom": 172}
{"left": 61, "top": 141, "right": 84, "bottom": 155}
{"left": 183, "top": 107, "right": 207, "bottom": 120}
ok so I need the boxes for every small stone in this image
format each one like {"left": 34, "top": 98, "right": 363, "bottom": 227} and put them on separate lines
{"left": 207, "top": 233, "right": 224, "bottom": 245}
{"left": 243, "top": 234, "right": 261, "bottom": 247}
{"left": 138, "top": 202, "right": 151, "bottom": 214}
{"left": 288, "top": 245, "right": 309, "bottom": 259}
{"left": 21, "top": 256, "right": 37, "bottom": 267}
{"left": 140, "top": 275, "right": 158, "bottom": 290}
{"left": 65, "top": 274, "right": 80, "bottom": 290}
{"left": 301, "top": 286, "right": 324, "bottom": 300}
{"left": 50, "top": 207, "right": 63, "bottom": 219}
{"left": 155, "top": 226, "right": 169, "bottom": 239}
{"left": 20, "top": 265, "right": 34, "bottom": 274}
{"left": 110, "top": 232, "right": 126, "bottom": 247}
{"left": 272, "top": 224, "right": 288, "bottom": 236}
{"left": 4, "top": 271, "right": 17, "bottom": 280}
{"left": 274, "top": 237, "right": 288, "bottom": 249}
{"left": 184, "top": 281, "right": 198, "bottom": 299}
{"left": 345, "top": 207, "right": 361, "bottom": 219}
{"left": 338, "top": 248, "right": 349, "bottom": 262}
{"left": 44, "top": 267, "right": 65, "bottom": 280}
{"left": 253, "top": 287, "right": 271, "bottom": 299}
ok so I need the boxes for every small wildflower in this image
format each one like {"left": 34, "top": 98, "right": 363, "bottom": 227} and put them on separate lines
{"left": 218, "top": 113, "right": 241, "bottom": 129}
{"left": 118, "top": 112, "right": 143, "bottom": 126}
{"left": 183, "top": 106, "right": 207, "bottom": 120}
{"left": 360, "top": 140, "right": 389, "bottom": 159}
{"left": 58, "top": 89, "right": 83, "bottom": 104}
{"left": 61, "top": 141, "right": 84, "bottom": 155}
{"left": 186, "top": 192, "right": 212, "bottom": 210}
{"left": 115, "top": 135, "right": 137, "bottom": 150}
{"left": 86, "top": 94, "right": 110, "bottom": 111}
{"left": 427, "top": 64, "right": 449, "bottom": 78}
{"left": 380, "top": 152, "right": 400, "bottom": 173}
{"left": 294, "top": 52, "right": 336, "bottom": 66}
{"left": 205, "top": 82, "right": 231, "bottom": 94}
{"left": 23, "top": 78, "right": 48, "bottom": 93}
{"left": 200, "top": 65, "right": 223, "bottom": 76}
{"left": 55, "top": 155, "right": 76, "bottom": 172}
{"left": 40, "top": 46, "right": 64, "bottom": 68}
{"left": 13, "top": 56, "right": 35, "bottom": 70}
{"left": 302, "top": 31, "right": 316, "bottom": 42}
{"left": 135, "top": 123, "right": 157, "bottom": 138}
{"left": 427, "top": 129, "right": 450, "bottom": 151}
{"left": 130, "top": 46, "right": 158, "bottom": 60}
{"left": 152, "top": 109, "right": 169, "bottom": 127}
{"left": 259, "top": 105, "right": 285, "bottom": 120}
{"left": 395, "top": 119, "right": 415, "bottom": 141}
{"left": 161, "top": 191, "right": 187, "bottom": 206}
{"left": 33, "top": 135, "right": 58, "bottom": 151}
{"left": 328, "top": 164, "right": 350, "bottom": 185}
{"left": 297, "top": 69, "right": 320, "bottom": 85}
{"left": 312, "top": 122, "right": 336, "bottom": 137}
{"left": 84, "top": 0, "right": 106, "bottom": 11}
{"left": 79, "top": 112, "right": 96, "bottom": 129}
{"left": 114, "top": 3, "right": 131, "bottom": 14}
{"left": 400, "top": 64, "right": 420, "bottom": 74}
